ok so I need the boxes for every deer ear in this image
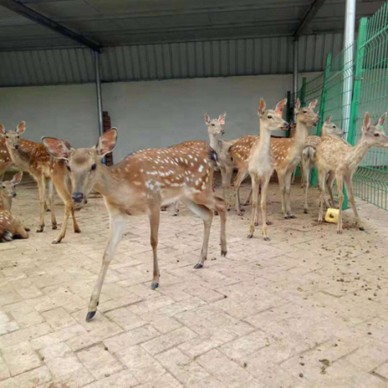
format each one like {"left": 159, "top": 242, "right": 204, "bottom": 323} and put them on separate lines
{"left": 325, "top": 115, "right": 332, "bottom": 124}
{"left": 11, "top": 171, "right": 23, "bottom": 185}
{"left": 16, "top": 121, "right": 26, "bottom": 134}
{"left": 308, "top": 99, "right": 318, "bottom": 109}
{"left": 218, "top": 113, "right": 226, "bottom": 125}
{"left": 362, "top": 112, "right": 371, "bottom": 132}
{"left": 42, "top": 137, "right": 72, "bottom": 160}
{"left": 295, "top": 98, "right": 301, "bottom": 113}
{"left": 377, "top": 112, "right": 387, "bottom": 127}
{"left": 204, "top": 114, "right": 211, "bottom": 125}
{"left": 275, "top": 98, "right": 287, "bottom": 114}
{"left": 258, "top": 98, "right": 266, "bottom": 115}
{"left": 0, "top": 123, "right": 5, "bottom": 135}
{"left": 97, "top": 128, "right": 117, "bottom": 157}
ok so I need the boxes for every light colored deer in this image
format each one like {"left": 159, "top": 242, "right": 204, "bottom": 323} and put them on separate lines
{"left": 1, "top": 122, "right": 80, "bottom": 243}
{"left": 43, "top": 128, "right": 227, "bottom": 321}
{"left": 316, "top": 112, "right": 388, "bottom": 233}
{"left": 247, "top": 98, "right": 288, "bottom": 240}
{"left": 302, "top": 116, "right": 345, "bottom": 213}
{"left": 0, "top": 172, "right": 28, "bottom": 242}
{"left": 230, "top": 98, "right": 319, "bottom": 217}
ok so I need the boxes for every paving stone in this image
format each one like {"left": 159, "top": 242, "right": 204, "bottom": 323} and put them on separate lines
{"left": 0, "top": 366, "right": 52, "bottom": 388}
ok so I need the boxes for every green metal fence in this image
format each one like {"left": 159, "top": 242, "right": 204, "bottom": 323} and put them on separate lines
{"left": 299, "top": 2, "right": 388, "bottom": 210}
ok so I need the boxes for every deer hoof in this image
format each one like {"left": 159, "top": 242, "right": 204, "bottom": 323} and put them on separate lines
{"left": 247, "top": 234, "right": 253, "bottom": 239}
{"left": 358, "top": 226, "right": 365, "bottom": 231}
{"left": 266, "top": 221, "right": 273, "bottom": 226}
{"left": 52, "top": 224, "right": 57, "bottom": 230}
{"left": 304, "top": 209, "right": 308, "bottom": 214}
{"left": 85, "top": 311, "right": 96, "bottom": 322}
{"left": 36, "top": 227, "right": 44, "bottom": 233}
{"left": 221, "top": 250, "right": 227, "bottom": 257}
{"left": 337, "top": 230, "right": 343, "bottom": 234}
{"left": 254, "top": 222, "right": 259, "bottom": 227}
{"left": 194, "top": 263, "right": 203, "bottom": 269}
{"left": 24, "top": 227, "right": 31, "bottom": 232}
{"left": 263, "top": 237, "right": 271, "bottom": 241}
{"left": 74, "top": 228, "right": 81, "bottom": 233}
{"left": 289, "top": 215, "right": 296, "bottom": 219}
{"left": 150, "top": 282, "right": 159, "bottom": 290}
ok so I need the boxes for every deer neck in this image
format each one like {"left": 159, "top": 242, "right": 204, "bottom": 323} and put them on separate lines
{"left": 293, "top": 119, "right": 310, "bottom": 152}
{"left": 0, "top": 193, "right": 11, "bottom": 211}
{"left": 345, "top": 138, "right": 370, "bottom": 171}
{"left": 208, "top": 133, "right": 222, "bottom": 152}
{"left": 249, "top": 121, "right": 272, "bottom": 169}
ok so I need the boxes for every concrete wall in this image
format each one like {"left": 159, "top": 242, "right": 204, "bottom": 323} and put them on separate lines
{"left": 0, "top": 72, "right": 320, "bottom": 162}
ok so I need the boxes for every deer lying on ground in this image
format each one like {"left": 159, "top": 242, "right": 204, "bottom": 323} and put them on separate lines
{"left": 1, "top": 122, "right": 80, "bottom": 243}
{"left": 0, "top": 172, "right": 28, "bottom": 242}
{"left": 230, "top": 98, "right": 319, "bottom": 218}
{"left": 247, "top": 98, "right": 288, "bottom": 240}
{"left": 43, "top": 128, "right": 227, "bottom": 321}
{"left": 302, "top": 116, "right": 345, "bottom": 213}
{"left": 316, "top": 112, "right": 388, "bottom": 233}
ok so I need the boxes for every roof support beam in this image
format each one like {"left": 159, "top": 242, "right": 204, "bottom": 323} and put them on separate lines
{"left": 0, "top": 0, "right": 101, "bottom": 52}
{"left": 294, "top": 0, "right": 326, "bottom": 38}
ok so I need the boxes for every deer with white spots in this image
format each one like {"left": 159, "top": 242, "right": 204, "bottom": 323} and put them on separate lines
{"left": 0, "top": 122, "right": 80, "bottom": 243}
{"left": 316, "top": 112, "right": 388, "bottom": 233}
{"left": 302, "top": 116, "right": 345, "bottom": 214}
{"left": 0, "top": 172, "right": 28, "bottom": 242}
{"left": 247, "top": 98, "right": 288, "bottom": 240}
{"left": 0, "top": 137, "right": 13, "bottom": 180}
{"left": 42, "top": 128, "right": 227, "bottom": 321}
{"left": 230, "top": 98, "right": 319, "bottom": 218}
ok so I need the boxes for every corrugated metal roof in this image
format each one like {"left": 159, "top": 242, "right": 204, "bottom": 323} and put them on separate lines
{"left": 0, "top": 33, "right": 343, "bottom": 86}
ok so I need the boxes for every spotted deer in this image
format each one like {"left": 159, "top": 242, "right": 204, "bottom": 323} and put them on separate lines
{"left": 0, "top": 138, "right": 13, "bottom": 179}
{"left": 302, "top": 116, "right": 345, "bottom": 213}
{"left": 316, "top": 112, "right": 388, "bottom": 233}
{"left": 0, "top": 172, "right": 28, "bottom": 242}
{"left": 230, "top": 98, "right": 319, "bottom": 217}
{"left": 1, "top": 122, "right": 80, "bottom": 243}
{"left": 43, "top": 128, "right": 227, "bottom": 321}
{"left": 247, "top": 98, "right": 288, "bottom": 240}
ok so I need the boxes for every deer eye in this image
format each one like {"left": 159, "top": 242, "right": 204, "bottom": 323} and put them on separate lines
{"left": 91, "top": 163, "right": 97, "bottom": 171}
{"left": 211, "top": 123, "right": 215, "bottom": 126}
{"left": 267, "top": 115, "right": 273, "bottom": 119}
{"left": 374, "top": 133, "right": 380, "bottom": 137}
{"left": 333, "top": 125, "right": 336, "bottom": 128}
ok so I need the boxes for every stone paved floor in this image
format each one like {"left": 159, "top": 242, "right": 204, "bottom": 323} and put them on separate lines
{"left": 0, "top": 173, "right": 388, "bottom": 388}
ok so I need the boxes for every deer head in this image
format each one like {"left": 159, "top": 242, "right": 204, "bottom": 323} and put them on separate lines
{"left": 362, "top": 112, "right": 388, "bottom": 148}
{"left": 1, "top": 121, "right": 26, "bottom": 150}
{"left": 322, "top": 116, "right": 345, "bottom": 137}
{"left": 295, "top": 98, "right": 319, "bottom": 128}
{"left": 43, "top": 129, "right": 117, "bottom": 206}
{"left": 0, "top": 171, "right": 23, "bottom": 199}
{"left": 204, "top": 113, "right": 226, "bottom": 136}
{"left": 258, "top": 98, "right": 288, "bottom": 132}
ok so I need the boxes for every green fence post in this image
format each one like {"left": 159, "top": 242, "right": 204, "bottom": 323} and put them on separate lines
{"left": 342, "top": 17, "right": 368, "bottom": 210}
{"left": 299, "top": 77, "right": 307, "bottom": 107}
{"left": 311, "top": 53, "right": 332, "bottom": 187}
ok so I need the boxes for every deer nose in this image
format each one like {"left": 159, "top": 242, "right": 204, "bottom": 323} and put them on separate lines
{"left": 72, "top": 192, "right": 84, "bottom": 203}
{"left": 14, "top": 144, "right": 19, "bottom": 150}
{"left": 12, "top": 193, "right": 16, "bottom": 198}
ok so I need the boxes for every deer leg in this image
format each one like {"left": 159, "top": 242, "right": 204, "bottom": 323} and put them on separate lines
{"left": 47, "top": 179, "right": 57, "bottom": 229}
{"left": 36, "top": 175, "right": 46, "bottom": 232}
{"left": 52, "top": 204, "right": 71, "bottom": 244}
{"left": 214, "top": 196, "right": 227, "bottom": 256}
{"left": 317, "top": 170, "right": 327, "bottom": 223}
{"left": 243, "top": 188, "right": 252, "bottom": 207}
{"left": 248, "top": 174, "right": 259, "bottom": 238}
{"left": 336, "top": 174, "right": 344, "bottom": 234}
{"left": 326, "top": 172, "right": 336, "bottom": 207}
{"left": 344, "top": 174, "right": 363, "bottom": 230}
{"left": 277, "top": 170, "right": 287, "bottom": 218}
{"left": 173, "top": 201, "right": 180, "bottom": 216}
{"left": 261, "top": 175, "right": 271, "bottom": 241}
{"left": 223, "top": 164, "right": 233, "bottom": 210}
{"left": 149, "top": 206, "right": 161, "bottom": 289}
{"left": 284, "top": 170, "right": 295, "bottom": 218}
{"left": 303, "top": 161, "right": 311, "bottom": 214}
{"left": 234, "top": 169, "right": 248, "bottom": 215}
{"left": 86, "top": 211, "right": 127, "bottom": 321}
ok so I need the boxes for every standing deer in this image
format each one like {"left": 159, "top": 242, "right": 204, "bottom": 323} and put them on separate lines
{"left": 316, "top": 112, "right": 388, "bottom": 233}
{"left": 1, "top": 122, "right": 80, "bottom": 243}
{"left": 230, "top": 98, "right": 319, "bottom": 217}
{"left": 302, "top": 116, "right": 345, "bottom": 213}
{"left": 247, "top": 98, "right": 288, "bottom": 240}
{"left": 0, "top": 172, "right": 28, "bottom": 242}
{"left": 43, "top": 128, "right": 227, "bottom": 321}
{"left": 0, "top": 138, "right": 13, "bottom": 179}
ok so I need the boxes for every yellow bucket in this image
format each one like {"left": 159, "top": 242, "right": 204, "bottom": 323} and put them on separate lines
{"left": 325, "top": 208, "right": 339, "bottom": 223}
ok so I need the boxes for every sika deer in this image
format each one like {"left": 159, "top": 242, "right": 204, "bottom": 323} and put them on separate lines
{"left": 316, "top": 112, "right": 388, "bottom": 233}
{"left": 230, "top": 98, "right": 319, "bottom": 217}
{"left": 0, "top": 139, "right": 13, "bottom": 179}
{"left": 1, "top": 122, "right": 80, "bottom": 243}
{"left": 43, "top": 129, "right": 227, "bottom": 321}
{"left": 247, "top": 98, "right": 288, "bottom": 240}
{"left": 302, "top": 116, "right": 345, "bottom": 213}
{"left": 0, "top": 172, "right": 28, "bottom": 242}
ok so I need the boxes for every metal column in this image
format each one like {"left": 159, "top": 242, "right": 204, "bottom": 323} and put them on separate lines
{"left": 95, "top": 51, "right": 103, "bottom": 137}
{"left": 293, "top": 39, "right": 298, "bottom": 122}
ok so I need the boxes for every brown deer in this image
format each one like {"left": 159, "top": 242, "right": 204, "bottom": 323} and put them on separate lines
{"left": 316, "top": 112, "right": 388, "bottom": 233}
{"left": 0, "top": 138, "right": 13, "bottom": 179}
{"left": 302, "top": 116, "right": 345, "bottom": 213}
{"left": 42, "top": 128, "right": 227, "bottom": 321}
{"left": 1, "top": 122, "right": 80, "bottom": 243}
{"left": 230, "top": 98, "right": 319, "bottom": 218}
{"left": 247, "top": 98, "right": 288, "bottom": 240}
{"left": 0, "top": 172, "right": 28, "bottom": 242}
